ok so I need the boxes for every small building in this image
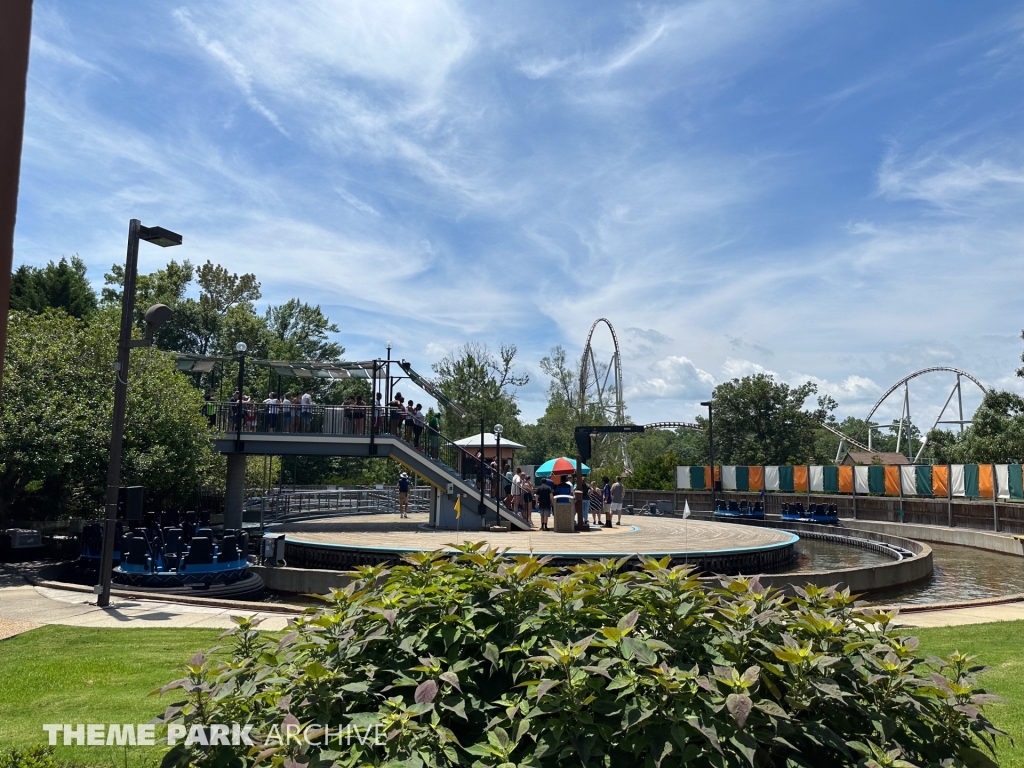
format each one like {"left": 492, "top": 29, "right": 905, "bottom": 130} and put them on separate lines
{"left": 452, "top": 433, "right": 525, "bottom": 467}
{"left": 840, "top": 451, "right": 910, "bottom": 466}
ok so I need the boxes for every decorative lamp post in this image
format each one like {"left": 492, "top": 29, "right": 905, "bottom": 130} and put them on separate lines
{"left": 235, "top": 342, "right": 247, "bottom": 450}
{"left": 96, "top": 219, "right": 181, "bottom": 609}
{"left": 494, "top": 424, "right": 503, "bottom": 506}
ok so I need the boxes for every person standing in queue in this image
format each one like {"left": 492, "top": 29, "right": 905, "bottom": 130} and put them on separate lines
{"left": 535, "top": 477, "right": 553, "bottom": 530}
{"left": 611, "top": 476, "right": 625, "bottom": 525}
{"left": 398, "top": 472, "right": 411, "bottom": 518}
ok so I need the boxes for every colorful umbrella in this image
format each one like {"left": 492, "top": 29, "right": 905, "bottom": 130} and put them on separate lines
{"left": 535, "top": 457, "right": 590, "bottom": 478}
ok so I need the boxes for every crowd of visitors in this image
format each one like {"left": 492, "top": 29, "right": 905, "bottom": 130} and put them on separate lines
{"left": 468, "top": 461, "right": 626, "bottom": 531}
{"left": 210, "top": 388, "right": 441, "bottom": 455}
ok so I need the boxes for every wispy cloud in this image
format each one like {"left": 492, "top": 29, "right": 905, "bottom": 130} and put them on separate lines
{"left": 15, "top": 0, "right": 1024, "bottom": 428}
{"left": 172, "top": 8, "right": 287, "bottom": 135}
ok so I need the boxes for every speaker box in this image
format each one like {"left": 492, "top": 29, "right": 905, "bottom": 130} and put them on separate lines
{"left": 118, "top": 486, "right": 144, "bottom": 521}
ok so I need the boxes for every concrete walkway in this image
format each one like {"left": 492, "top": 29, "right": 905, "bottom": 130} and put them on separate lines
{"left": 0, "top": 575, "right": 297, "bottom": 638}
{"left": 895, "top": 600, "right": 1024, "bottom": 628}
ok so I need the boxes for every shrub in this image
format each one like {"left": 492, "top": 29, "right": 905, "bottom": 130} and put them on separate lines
{"left": 0, "top": 746, "right": 86, "bottom": 768}
{"left": 159, "top": 547, "right": 1005, "bottom": 767}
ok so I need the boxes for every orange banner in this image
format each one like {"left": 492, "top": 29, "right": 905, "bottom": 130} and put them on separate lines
{"left": 933, "top": 465, "right": 948, "bottom": 497}
{"left": 748, "top": 466, "right": 763, "bottom": 491}
{"left": 979, "top": 464, "right": 994, "bottom": 499}
{"left": 884, "top": 466, "right": 900, "bottom": 496}
{"left": 705, "top": 466, "right": 720, "bottom": 489}
{"left": 794, "top": 465, "right": 808, "bottom": 492}
{"left": 838, "top": 465, "right": 853, "bottom": 493}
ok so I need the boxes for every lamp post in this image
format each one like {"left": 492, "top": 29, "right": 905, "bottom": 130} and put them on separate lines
{"left": 701, "top": 400, "right": 715, "bottom": 511}
{"left": 235, "top": 341, "right": 247, "bottom": 450}
{"left": 494, "top": 424, "right": 503, "bottom": 508}
{"left": 96, "top": 219, "right": 181, "bottom": 608}
{"left": 478, "top": 417, "right": 486, "bottom": 522}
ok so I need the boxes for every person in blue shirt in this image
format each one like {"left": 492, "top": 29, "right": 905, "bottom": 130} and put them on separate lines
{"left": 554, "top": 475, "right": 574, "bottom": 499}
{"left": 398, "top": 472, "right": 411, "bottom": 518}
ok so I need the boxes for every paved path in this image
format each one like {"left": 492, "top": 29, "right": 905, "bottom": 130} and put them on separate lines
{"left": 0, "top": 577, "right": 296, "bottom": 639}
{"left": 272, "top": 511, "right": 795, "bottom": 556}
{"left": 896, "top": 600, "right": 1024, "bottom": 628}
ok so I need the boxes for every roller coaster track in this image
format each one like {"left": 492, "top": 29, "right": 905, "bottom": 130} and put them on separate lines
{"left": 818, "top": 422, "right": 871, "bottom": 453}
{"left": 644, "top": 421, "right": 703, "bottom": 432}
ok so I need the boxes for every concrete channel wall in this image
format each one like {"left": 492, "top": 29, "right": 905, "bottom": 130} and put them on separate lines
{"left": 831, "top": 519, "right": 1024, "bottom": 556}
{"left": 691, "top": 516, "right": 933, "bottom": 595}
{"left": 257, "top": 519, "right": 931, "bottom": 597}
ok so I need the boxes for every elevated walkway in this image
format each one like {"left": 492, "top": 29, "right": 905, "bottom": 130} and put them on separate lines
{"left": 212, "top": 409, "right": 532, "bottom": 531}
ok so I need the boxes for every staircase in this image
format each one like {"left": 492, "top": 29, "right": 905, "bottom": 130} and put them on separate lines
{"left": 384, "top": 434, "right": 534, "bottom": 531}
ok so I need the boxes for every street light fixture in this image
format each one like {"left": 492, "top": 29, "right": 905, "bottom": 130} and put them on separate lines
{"left": 96, "top": 219, "right": 181, "bottom": 609}
{"left": 235, "top": 342, "right": 248, "bottom": 451}
{"left": 701, "top": 400, "right": 715, "bottom": 511}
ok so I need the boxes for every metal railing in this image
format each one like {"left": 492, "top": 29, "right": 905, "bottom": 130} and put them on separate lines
{"left": 244, "top": 486, "right": 432, "bottom": 525}
{"left": 214, "top": 402, "right": 525, "bottom": 523}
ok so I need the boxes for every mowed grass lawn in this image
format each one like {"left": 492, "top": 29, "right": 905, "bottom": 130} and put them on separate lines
{"left": 0, "top": 625, "right": 223, "bottom": 768}
{"left": 0, "top": 621, "right": 1023, "bottom": 767}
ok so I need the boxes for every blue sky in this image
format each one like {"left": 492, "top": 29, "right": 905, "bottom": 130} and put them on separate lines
{"left": 13, "top": 1, "right": 1024, "bottom": 429}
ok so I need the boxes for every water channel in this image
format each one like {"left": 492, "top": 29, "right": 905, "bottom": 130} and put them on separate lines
{"left": 794, "top": 538, "right": 1024, "bottom": 606}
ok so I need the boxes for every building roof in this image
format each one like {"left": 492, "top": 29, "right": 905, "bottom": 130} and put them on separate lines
{"left": 841, "top": 451, "right": 910, "bottom": 465}
{"left": 452, "top": 433, "right": 526, "bottom": 450}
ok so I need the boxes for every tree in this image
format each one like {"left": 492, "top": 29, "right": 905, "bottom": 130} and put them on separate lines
{"left": 10, "top": 256, "right": 97, "bottom": 317}
{"left": 928, "top": 390, "right": 1024, "bottom": 464}
{"left": 0, "top": 308, "right": 216, "bottom": 521}
{"left": 628, "top": 450, "right": 680, "bottom": 491}
{"left": 627, "top": 428, "right": 707, "bottom": 469}
{"left": 431, "top": 343, "right": 527, "bottom": 440}
{"left": 703, "top": 374, "right": 825, "bottom": 465}
{"left": 265, "top": 299, "right": 342, "bottom": 362}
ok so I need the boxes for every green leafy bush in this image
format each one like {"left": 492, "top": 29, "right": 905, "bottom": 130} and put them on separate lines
{"left": 159, "top": 548, "right": 1005, "bottom": 767}
{"left": 0, "top": 746, "right": 86, "bottom": 768}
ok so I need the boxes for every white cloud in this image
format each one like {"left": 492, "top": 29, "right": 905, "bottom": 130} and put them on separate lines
{"left": 628, "top": 355, "right": 716, "bottom": 401}
{"left": 877, "top": 142, "right": 1024, "bottom": 213}
{"left": 173, "top": 8, "right": 287, "bottom": 135}
{"left": 721, "top": 358, "right": 777, "bottom": 380}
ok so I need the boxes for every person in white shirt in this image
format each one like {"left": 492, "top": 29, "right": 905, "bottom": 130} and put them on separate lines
{"left": 263, "top": 392, "right": 279, "bottom": 432}
{"left": 301, "top": 389, "right": 313, "bottom": 432}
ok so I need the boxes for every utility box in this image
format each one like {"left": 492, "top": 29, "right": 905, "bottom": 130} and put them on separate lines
{"left": 262, "top": 533, "right": 286, "bottom": 566}
{"left": 2, "top": 529, "right": 42, "bottom": 548}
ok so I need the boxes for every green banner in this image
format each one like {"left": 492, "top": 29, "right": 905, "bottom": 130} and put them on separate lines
{"left": 779, "top": 465, "right": 794, "bottom": 493}
{"left": 690, "top": 466, "right": 706, "bottom": 490}
{"left": 735, "top": 465, "right": 749, "bottom": 492}
{"left": 964, "top": 464, "right": 980, "bottom": 498}
{"left": 1009, "top": 465, "right": 1023, "bottom": 500}
{"left": 868, "top": 465, "right": 885, "bottom": 495}
{"left": 823, "top": 466, "right": 839, "bottom": 493}
{"left": 916, "top": 465, "right": 932, "bottom": 496}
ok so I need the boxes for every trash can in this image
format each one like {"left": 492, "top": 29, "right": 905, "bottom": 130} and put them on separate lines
{"left": 553, "top": 496, "right": 575, "bottom": 533}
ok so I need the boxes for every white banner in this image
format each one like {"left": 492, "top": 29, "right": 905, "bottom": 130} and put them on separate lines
{"left": 722, "top": 466, "right": 738, "bottom": 491}
{"left": 809, "top": 466, "right": 824, "bottom": 492}
{"left": 996, "top": 464, "right": 1010, "bottom": 499}
{"left": 854, "top": 466, "right": 869, "bottom": 495}
{"left": 951, "top": 465, "right": 966, "bottom": 497}
{"left": 900, "top": 466, "right": 916, "bottom": 496}
{"left": 676, "top": 466, "right": 691, "bottom": 490}
{"left": 764, "top": 466, "right": 780, "bottom": 491}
